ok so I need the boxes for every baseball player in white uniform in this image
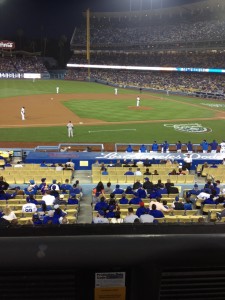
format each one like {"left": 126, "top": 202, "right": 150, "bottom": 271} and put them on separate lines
{"left": 220, "top": 141, "right": 225, "bottom": 153}
{"left": 67, "top": 121, "right": 74, "bottom": 137}
{"left": 136, "top": 96, "right": 140, "bottom": 107}
{"left": 21, "top": 107, "right": 25, "bottom": 120}
{"left": 56, "top": 86, "right": 59, "bottom": 94}
{"left": 114, "top": 88, "right": 118, "bottom": 95}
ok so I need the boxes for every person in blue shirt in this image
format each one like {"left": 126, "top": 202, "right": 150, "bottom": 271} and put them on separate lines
{"left": 0, "top": 190, "right": 18, "bottom": 200}
{"left": 136, "top": 202, "right": 149, "bottom": 217}
{"left": 32, "top": 213, "right": 43, "bottom": 226}
{"left": 209, "top": 140, "right": 218, "bottom": 153}
{"left": 126, "top": 145, "right": 133, "bottom": 153}
{"left": 157, "top": 184, "right": 168, "bottom": 196}
{"left": 124, "top": 186, "right": 134, "bottom": 195}
{"left": 52, "top": 205, "right": 67, "bottom": 224}
{"left": 139, "top": 144, "right": 147, "bottom": 153}
{"left": 149, "top": 188, "right": 162, "bottom": 199}
{"left": 129, "top": 192, "right": 142, "bottom": 205}
{"left": 124, "top": 168, "right": 134, "bottom": 175}
{"left": 186, "top": 183, "right": 201, "bottom": 198}
{"left": 113, "top": 184, "right": 124, "bottom": 194}
{"left": 200, "top": 140, "right": 209, "bottom": 153}
{"left": 176, "top": 141, "right": 182, "bottom": 153}
{"left": 67, "top": 193, "right": 79, "bottom": 205}
{"left": 94, "top": 196, "right": 108, "bottom": 212}
{"left": 136, "top": 185, "right": 147, "bottom": 199}
{"left": 60, "top": 179, "right": 72, "bottom": 191}
{"left": 40, "top": 161, "right": 48, "bottom": 167}
{"left": 184, "top": 198, "right": 192, "bottom": 210}
{"left": 186, "top": 141, "right": 193, "bottom": 153}
{"left": 26, "top": 194, "right": 43, "bottom": 205}
{"left": 149, "top": 204, "right": 164, "bottom": 218}
{"left": 105, "top": 205, "right": 116, "bottom": 218}
{"left": 161, "top": 141, "right": 169, "bottom": 153}
{"left": 42, "top": 210, "right": 54, "bottom": 225}
{"left": 38, "top": 178, "right": 47, "bottom": 191}
{"left": 101, "top": 168, "right": 109, "bottom": 175}
{"left": 152, "top": 141, "right": 158, "bottom": 152}
{"left": 201, "top": 195, "right": 216, "bottom": 205}
{"left": 70, "top": 183, "right": 82, "bottom": 196}
{"left": 118, "top": 193, "right": 129, "bottom": 204}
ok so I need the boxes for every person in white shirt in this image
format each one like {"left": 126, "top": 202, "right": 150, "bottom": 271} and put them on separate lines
{"left": 196, "top": 192, "right": 211, "bottom": 200}
{"left": 56, "top": 86, "right": 59, "bottom": 94}
{"left": 65, "top": 159, "right": 75, "bottom": 171}
{"left": 93, "top": 211, "right": 109, "bottom": 224}
{"left": 134, "top": 168, "right": 142, "bottom": 176}
{"left": 21, "top": 106, "right": 25, "bottom": 120}
{"left": 136, "top": 160, "right": 144, "bottom": 166}
{"left": 22, "top": 203, "right": 37, "bottom": 213}
{"left": 42, "top": 191, "right": 55, "bottom": 205}
{"left": 55, "top": 163, "right": 64, "bottom": 171}
{"left": 14, "top": 161, "right": 23, "bottom": 168}
{"left": 140, "top": 213, "right": 154, "bottom": 223}
{"left": 149, "top": 198, "right": 171, "bottom": 212}
{"left": 123, "top": 207, "right": 139, "bottom": 223}
{"left": 2, "top": 206, "right": 17, "bottom": 222}
{"left": 183, "top": 154, "right": 192, "bottom": 170}
{"left": 67, "top": 121, "right": 74, "bottom": 138}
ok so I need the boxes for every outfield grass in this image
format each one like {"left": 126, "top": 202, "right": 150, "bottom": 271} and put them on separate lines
{"left": 0, "top": 79, "right": 224, "bottom": 144}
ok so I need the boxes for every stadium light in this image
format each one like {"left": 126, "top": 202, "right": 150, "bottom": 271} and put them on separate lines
{"left": 67, "top": 63, "right": 225, "bottom": 74}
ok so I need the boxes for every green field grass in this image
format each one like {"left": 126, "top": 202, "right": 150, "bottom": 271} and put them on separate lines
{"left": 0, "top": 79, "right": 224, "bottom": 144}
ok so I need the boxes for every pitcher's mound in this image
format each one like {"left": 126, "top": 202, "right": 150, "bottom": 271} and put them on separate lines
{"left": 128, "top": 106, "right": 152, "bottom": 111}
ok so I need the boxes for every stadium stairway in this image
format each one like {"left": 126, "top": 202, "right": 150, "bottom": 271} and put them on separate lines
{"left": 72, "top": 170, "right": 93, "bottom": 223}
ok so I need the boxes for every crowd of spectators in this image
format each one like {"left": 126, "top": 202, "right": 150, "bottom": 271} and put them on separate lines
{"left": 66, "top": 67, "right": 225, "bottom": 94}
{"left": 73, "top": 16, "right": 225, "bottom": 48}
{"left": 0, "top": 56, "right": 48, "bottom": 73}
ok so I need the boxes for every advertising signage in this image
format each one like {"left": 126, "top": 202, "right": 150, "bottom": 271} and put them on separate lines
{"left": 0, "top": 40, "right": 15, "bottom": 49}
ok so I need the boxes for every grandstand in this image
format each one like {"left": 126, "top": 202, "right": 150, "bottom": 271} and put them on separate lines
{"left": 2, "top": 1, "right": 225, "bottom": 299}
{"left": 67, "top": 0, "right": 225, "bottom": 99}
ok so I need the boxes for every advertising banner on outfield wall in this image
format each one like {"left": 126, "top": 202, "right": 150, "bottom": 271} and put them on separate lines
{"left": 0, "top": 73, "right": 41, "bottom": 79}
{"left": 0, "top": 40, "right": 15, "bottom": 49}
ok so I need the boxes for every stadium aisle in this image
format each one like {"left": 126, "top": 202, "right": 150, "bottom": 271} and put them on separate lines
{"left": 73, "top": 170, "right": 93, "bottom": 223}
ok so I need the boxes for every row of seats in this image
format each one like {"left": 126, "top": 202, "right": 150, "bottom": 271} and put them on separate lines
{"left": 92, "top": 174, "right": 195, "bottom": 184}
{"left": 92, "top": 165, "right": 179, "bottom": 171}
{"left": 0, "top": 201, "right": 78, "bottom": 225}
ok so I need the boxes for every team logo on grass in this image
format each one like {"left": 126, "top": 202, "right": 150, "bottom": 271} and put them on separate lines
{"left": 164, "top": 123, "right": 212, "bottom": 133}
{"left": 201, "top": 103, "right": 225, "bottom": 108}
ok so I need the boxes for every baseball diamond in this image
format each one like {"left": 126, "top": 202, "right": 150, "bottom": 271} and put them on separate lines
{"left": 0, "top": 80, "right": 225, "bottom": 151}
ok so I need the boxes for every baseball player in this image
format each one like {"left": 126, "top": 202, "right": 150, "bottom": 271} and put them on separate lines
{"left": 56, "top": 86, "right": 59, "bottom": 94}
{"left": 136, "top": 96, "right": 140, "bottom": 107}
{"left": 21, "top": 107, "right": 25, "bottom": 120}
{"left": 220, "top": 140, "right": 225, "bottom": 153}
{"left": 67, "top": 121, "right": 74, "bottom": 137}
{"left": 114, "top": 88, "right": 118, "bottom": 95}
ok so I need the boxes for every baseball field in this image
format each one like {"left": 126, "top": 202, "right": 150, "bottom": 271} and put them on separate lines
{"left": 0, "top": 79, "right": 225, "bottom": 149}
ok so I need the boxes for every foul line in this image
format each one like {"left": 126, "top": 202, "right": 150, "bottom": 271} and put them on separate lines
{"left": 88, "top": 129, "right": 137, "bottom": 133}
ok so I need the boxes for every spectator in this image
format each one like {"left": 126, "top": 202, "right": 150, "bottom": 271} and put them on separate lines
{"left": 123, "top": 207, "right": 139, "bottom": 223}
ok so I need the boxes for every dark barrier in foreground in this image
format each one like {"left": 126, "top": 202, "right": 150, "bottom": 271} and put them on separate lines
{"left": 1, "top": 224, "right": 225, "bottom": 299}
